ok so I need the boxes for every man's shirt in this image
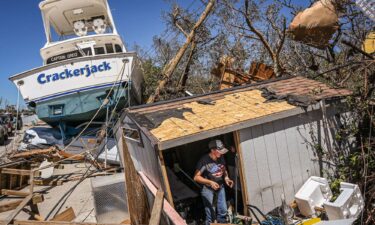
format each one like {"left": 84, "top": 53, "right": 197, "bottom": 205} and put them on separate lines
{"left": 196, "top": 154, "right": 226, "bottom": 186}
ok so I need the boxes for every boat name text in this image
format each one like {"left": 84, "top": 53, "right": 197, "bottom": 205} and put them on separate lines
{"left": 37, "top": 61, "right": 112, "bottom": 84}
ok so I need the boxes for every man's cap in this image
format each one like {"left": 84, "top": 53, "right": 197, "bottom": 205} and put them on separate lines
{"left": 208, "top": 139, "right": 228, "bottom": 154}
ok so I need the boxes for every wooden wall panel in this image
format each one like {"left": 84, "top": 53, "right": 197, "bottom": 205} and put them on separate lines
{"left": 238, "top": 109, "right": 340, "bottom": 213}
{"left": 250, "top": 125, "right": 275, "bottom": 213}
{"left": 238, "top": 128, "right": 263, "bottom": 211}
{"left": 261, "top": 123, "right": 284, "bottom": 208}
{"left": 281, "top": 117, "right": 304, "bottom": 195}
{"left": 272, "top": 119, "right": 296, "bottom": 203}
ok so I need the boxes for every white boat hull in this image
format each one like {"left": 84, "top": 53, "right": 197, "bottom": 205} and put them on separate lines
{"left": 10, "top": 52, "right": 143, "bottom": 105}
{"left": 9, "top": 53, "right": 144, "bottom": 131}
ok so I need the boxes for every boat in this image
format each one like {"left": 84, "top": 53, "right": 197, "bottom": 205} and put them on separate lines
{"left": 9, "top": 0, "right": 144, "bottom": 138}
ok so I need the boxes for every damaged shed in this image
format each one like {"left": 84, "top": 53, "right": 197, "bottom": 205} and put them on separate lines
{"left": 119, "top": 76, "right": 352, "bottom": 222}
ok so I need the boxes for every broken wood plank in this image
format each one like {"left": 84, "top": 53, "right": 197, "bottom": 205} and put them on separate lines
{"left": 149, "top": 191, "right": 164, "bottom": 225}
{"left": 51, "top": 207, "right": 76, "bottom": 222}
{"left": 158, "top": 151, "right": 174, "bottom": 207}
{"left": 33, "top": 179, "right": 63, "bottom": 186}
{"left": 57, "top": 151, "right": 85, "bottom": 161}
{"left": 1, "top": 189, "right": 30, "bottom": 197}
{"left": 1, "top": 168, "right": 35, "bottom": 176}
{"left": 3, "top": 194, "right": 33, "bottom": 225}
{"left": 10, "top": 148, "right": 56, "bottom": 159}
{"left": 0, "top": 200, "right": 23, "bottom": 213}
{"left": 122, "top": 136, "right": 150, "bottom": 225}
{"left": 138, "top": 172, "right": 187, "bottom": 225}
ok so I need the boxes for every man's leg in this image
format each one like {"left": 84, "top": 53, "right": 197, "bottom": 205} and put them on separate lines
{"left": 216, "top": 185, "right": 228, "bottom": 223}
{"left": 201, "top": 186, "right": 215, "bottom": 225}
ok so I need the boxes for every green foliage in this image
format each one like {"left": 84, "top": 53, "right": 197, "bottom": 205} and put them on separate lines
{"left": 141, "top": 59, "right": 163, "bottom": 102}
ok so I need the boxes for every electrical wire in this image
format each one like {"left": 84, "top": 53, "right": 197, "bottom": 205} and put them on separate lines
{"left": 45, "top": 128, "right": 119, "bottom": 219}
{"left": 34, "top": 59, "right": 128, "bottom": 173}
{"left": 44, "top": 59, "right": 135, "bottom": 219}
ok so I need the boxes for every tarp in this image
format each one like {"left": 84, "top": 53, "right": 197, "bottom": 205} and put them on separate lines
{"left": 288, "top": 0, "right": 339, "bottom": 49}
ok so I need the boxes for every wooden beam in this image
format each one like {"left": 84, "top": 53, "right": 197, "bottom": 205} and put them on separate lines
{"left": 10, "top": 148, "right": 55, "bottom": 159}
{"left": 57, "top": 151, "right": 85, "bottom": 161}
{"left": 1, "top": 168, "right": 33, "bottom": 176}
{"left": 233, "top": 131, "right": 250, "bottom": 216}
{"left": 33, "top": 179, "right": 63, "bottom": 186}
{"left": 3, "top": 194, "right": 33, "bottom": 225}
{"left": 149, "top": 191, "right": 164, "bottom": 225}
{"left": 157, "top": 151, "right": 174, "bottom": 208}
{"left": 138, "top": 172, "right": 187, "bottom": 225}
{"left": 1, "top": 189, "right": 30, "bottom": 197}
{"left": 121, "top": 136, "right": 150, "bottom": 225}
{"left": 0, "top": 199, "right": 23, "bottom": 213}
{"left": 51, "top": 207, "right": 76, "bottom": 222}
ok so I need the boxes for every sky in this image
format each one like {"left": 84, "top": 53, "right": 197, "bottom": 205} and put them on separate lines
{"left": 0, "top": 0, "right": 311, "bottom": 107}
{"left": 0, "top": 0, "right": 181, "bottom": 107}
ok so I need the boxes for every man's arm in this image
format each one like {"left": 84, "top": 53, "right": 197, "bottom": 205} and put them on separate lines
{"left": 223, "top": 168, "right": 234, "bottom": 188}
{"left": 194, "top": 170, "right": 220, "bottom": 190}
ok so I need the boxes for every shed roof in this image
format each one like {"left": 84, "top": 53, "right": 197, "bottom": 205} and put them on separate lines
{"left": 127, "top": 76, "right": 351, "bottom": 149}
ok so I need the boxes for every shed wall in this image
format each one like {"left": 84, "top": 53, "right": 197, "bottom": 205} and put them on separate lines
{"left": 238, "top": 108, "right": 343, "bottom": 213}
{"left": 122, "top": 116, "right": 163, "bottom": 188}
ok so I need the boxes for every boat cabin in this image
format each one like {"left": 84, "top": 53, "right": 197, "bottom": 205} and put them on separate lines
{"left": 116, "top": 76, "right": 353, "bottom": 224}
{"left": 39, "top": 0, "right": 125, "bottom": 65}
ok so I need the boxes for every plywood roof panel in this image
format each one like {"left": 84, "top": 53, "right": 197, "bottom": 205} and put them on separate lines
{"left": 147, "top": 90, "right": 296, "bottom": 142}
{"left": 127, "top": 76, "right": 352, "bottom": 144}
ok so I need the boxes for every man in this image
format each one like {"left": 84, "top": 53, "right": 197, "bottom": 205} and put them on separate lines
{"left": 194, "top": 139, "right": 234, "bottom": 225}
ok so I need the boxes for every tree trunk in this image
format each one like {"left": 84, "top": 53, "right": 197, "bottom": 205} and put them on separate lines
{"left": 178, "top": 41, "right": 197, "bottom": 89}
{"left": 147, "top": 0, "right": 216, "bottom": 103}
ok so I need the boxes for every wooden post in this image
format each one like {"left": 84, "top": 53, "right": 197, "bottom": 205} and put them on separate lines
{"left": 233, "top": 131, "right": 250, "bottom": 216}
{"left": 121, "top": 136, "right": 150, "bottom": 225}
{"left": 147, "top": 0, "right": 216, "bottom": 103}
{"left": 149, "top": 191, "right": 164, "bottom": 225}
{"left": 157, "top": 151, "right": 174, "bottom": 208}
{"left": 1, "top": 189, "right": 30, "bottom": 197}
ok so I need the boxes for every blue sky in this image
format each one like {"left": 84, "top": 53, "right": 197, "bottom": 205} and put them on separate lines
{"left": 0, "top": 0, "right": 183, "bottom": 107}
{"left": 0, "top": 0, "right": 310, "bottom": 107}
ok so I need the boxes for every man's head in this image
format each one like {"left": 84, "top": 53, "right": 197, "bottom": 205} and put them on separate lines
{"left": 209, "top": 139, "right": 228, "bottom": 158}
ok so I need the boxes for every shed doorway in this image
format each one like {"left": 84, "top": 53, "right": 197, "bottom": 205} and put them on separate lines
{"left": 160, "top": 132, "right": 245, "bottom": 224}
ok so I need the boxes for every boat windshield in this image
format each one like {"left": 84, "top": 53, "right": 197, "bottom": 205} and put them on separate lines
{"left": 46, "top": 42, "right": 123, "bottom": 65}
